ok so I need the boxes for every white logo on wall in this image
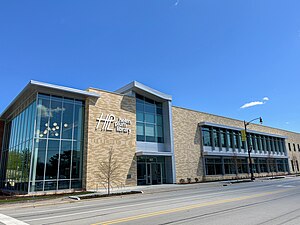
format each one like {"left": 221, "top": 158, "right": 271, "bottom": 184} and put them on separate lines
{"left": 96, "top": 113, "right": 131, "bottom": 134}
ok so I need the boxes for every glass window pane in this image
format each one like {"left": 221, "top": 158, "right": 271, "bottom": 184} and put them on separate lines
{"left": 74, "top": 104, "right": 84, "bottom": 141}
{"left": 221, "top": 130, "right": 226, "bottom": 148}
{"left": 227, "top": 131, "right": 233, "bottom": 148}
{"left": 145, "top": 104, "right": 155, "bottom": 114}
{"left": 145, "top": 124, "right": 155, "bottom": 136}
{"left": 156, "top": 126, "right": 163, "bottom": 138}
{"left": 145, "top": 113, "right": 155, "bottom": 123}
{"left": 75, "top": 100, "right": 84, "bottom": 105}
{"left": 48, "top": 100, "right": 63, "bottom": 139}
{"left": 72, "top": 141, "right": 82, "bottom": 179}
{"left": 202, "top": 127, "right": 211, "bottom": 146}
{"left": 156, "top": 107, "right": 162, "bottom": 115}
{"left": 136, "top": 112, "right": 144, "bottom": 122}
{"left": 19, "top": 111, "right": 25, "bottom": 144}
{"left": 45, "top": 140, "right": 59, "bottom": 180}
{"left": 213, "top": 129, "right": 220, "bottom": 147}
{"left": 145, "top": 124, "right": 155, "bottom": 142}
{"left": 36, "top": 98, "right": 50, "bottom": 138}
{"left": 34, "top": 139, "right": 47, "bottom": 181}
{"left": 22, "top": 109, "right": 28, "bottom": 143}
{"left": 71, "top": 180, "right": 82, "bottom": 189}
{"left": 62, "top": 102, "right": 74, "bottom": 139}
{"left": 58, "top": 180, "right": 70, "bottom": 190}
{"left": 44, "top": 181, "right": 57, "bottom": 191}
{"left": 59, "top": 141, "right": 72, "bottom": 179}
{"left": 156, "top": 115, "right": 163, "bottom": 126}
{"left": 137, "top": 123, "right": 144, "bottom": 136}
{"left": 136, "top": 102, "right": 144, "bottom": 112}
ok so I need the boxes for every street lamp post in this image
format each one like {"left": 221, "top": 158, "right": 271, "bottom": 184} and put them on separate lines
{"left": 244, "top": 117, "right": 263, "bottom": 181}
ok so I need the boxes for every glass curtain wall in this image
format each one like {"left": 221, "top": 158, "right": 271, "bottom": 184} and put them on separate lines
{"left": 136, "top": 94, "right": 164, "bottom": 143}
{"left": 201, "top": 125, "right": 286, "bottom": 155}
{"left": 0, "top": 101, "right": 36, "bottom": 192}
{"left": 30, "top": 94, "right": 84, "bottom": 192}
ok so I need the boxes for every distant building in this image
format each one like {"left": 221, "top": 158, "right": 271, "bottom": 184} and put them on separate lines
{"left": 0, "top": 81, "right": 299, "bottom": 194}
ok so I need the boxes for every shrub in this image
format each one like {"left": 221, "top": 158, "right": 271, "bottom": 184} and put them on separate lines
{"left": 179, "top": 178, "right": 185, "bottom": 184}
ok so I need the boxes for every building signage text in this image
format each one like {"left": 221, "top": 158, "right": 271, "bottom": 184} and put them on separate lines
{"left": 96, "top": 113, "right": 131, "bottom": 134}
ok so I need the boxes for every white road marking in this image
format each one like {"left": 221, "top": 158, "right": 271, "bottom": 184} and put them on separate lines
{"left": 9, "top": 183, "right": 275, "bottom": 217}
{"left": 22, "top": 186, "right": 291, "bottom": 223}
{"left": 0, "top": 213, "right": 29, "bottom": 225}
{"left": 14, "top": 187, "right": 262, "bottom": 219}
{"left": 277, "top": 185, "right": 295, "bottom": 188}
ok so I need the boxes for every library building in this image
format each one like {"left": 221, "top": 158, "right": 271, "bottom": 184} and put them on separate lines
{"left": 0, "top": 80, "right": 299, "bottom": 194}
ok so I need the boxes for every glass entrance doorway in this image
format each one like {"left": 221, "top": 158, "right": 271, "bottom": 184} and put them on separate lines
{"left": 137, "top": 155, "right": 172, "bottom": 185}
{"left": 145, "top": 163, "right": 162, "bottom": 185}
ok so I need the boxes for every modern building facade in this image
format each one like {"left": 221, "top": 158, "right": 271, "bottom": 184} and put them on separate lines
{"left": 0, "top": 80, "right": 299, "bottom": 194}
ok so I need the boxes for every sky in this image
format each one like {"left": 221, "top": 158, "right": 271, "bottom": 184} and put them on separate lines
{"left": 0, "top": 0, "right": 300, "bottom": 132}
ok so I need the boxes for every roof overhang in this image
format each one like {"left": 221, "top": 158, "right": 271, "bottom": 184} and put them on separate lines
{"left": 136, "top": 151, "right": 173, "bottom": 157}
{"left": 0, "top": 80, "right": 100, "bottom": 120}
{"left": 116, "top": 81, "right": 172, "bottom": 102}
{"left": 199, "top": 122, "right": 288, "bottom": 139}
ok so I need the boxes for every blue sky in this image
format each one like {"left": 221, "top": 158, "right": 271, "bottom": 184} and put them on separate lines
{"left": 1, "top": 1, "right": 300, "bottom": 132}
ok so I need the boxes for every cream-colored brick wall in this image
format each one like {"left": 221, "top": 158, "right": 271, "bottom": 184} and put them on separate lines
{"left": 83, "top": 89, "right": 137, "bottom": 190}
{"left": 172, "top": 106, "right": 300, "bottom": 182}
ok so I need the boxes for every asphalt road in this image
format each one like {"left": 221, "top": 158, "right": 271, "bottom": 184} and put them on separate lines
{"left": 0, "top": 177, "right": 300, "bottom": 225}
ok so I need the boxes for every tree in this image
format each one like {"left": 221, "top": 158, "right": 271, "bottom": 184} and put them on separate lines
{"left": 97, "top": 148, "right": 120, "bottom": 195}
{"left": 267, "top": 151, "right": 276, "bottom": 178}
{"left": 291, "top": 153, "right": 299, "bottom": 174}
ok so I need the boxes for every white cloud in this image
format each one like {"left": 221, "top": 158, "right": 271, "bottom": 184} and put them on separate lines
{"left": 240, "top": 101, "right": 265, "bottom": 109}
{"left": 174, "top": 0, "right": 179, "bottom": 6}
{"left": 240, "top": 96, "right": 270, "bottom": 109}
{"left": 262, "top": 97, "right": 269, "bottom": 101}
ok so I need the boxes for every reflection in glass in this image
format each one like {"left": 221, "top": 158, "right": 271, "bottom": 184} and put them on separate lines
{"left": 1, "top": 93, "right": 84, "bottom": 193}
{"left": 59, "top": 141, "right": 72, "bottom": 179}
{"left": 1, "top": 101, "right": 36, "bottom": 192}
{"left": 34, "top": 139, "right": 46, "bottom": 180}
{"left": 135, "top": 95, "right": 164, "bottom": 143}
{"left": 62, "top": 102, "right": 74, "bottom": 139}
{"left": 45, "top": 140, "right": 59, "bottom": 180}
{"left": 72, "top": 141, "right": 82, "bottom": 179}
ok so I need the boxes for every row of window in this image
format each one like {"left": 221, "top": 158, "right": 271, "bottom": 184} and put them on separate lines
{"left": 291, "top": 160, "right": 300, "bottom": 172}
{"left": 136, "top": 94, "right": 164, "bottom": 143}
{"left": 205, "top": 157, "right": 288, "bottom": 176}
{"left": 201, "top": 126, "right": 286, "bottom": 155}
{"left": 288, "top": 142, "right": 300, "bottom": 152}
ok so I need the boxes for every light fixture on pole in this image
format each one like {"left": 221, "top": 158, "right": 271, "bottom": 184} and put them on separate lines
{"left": 243, "top": 117, "right": 263, "bottom": 181}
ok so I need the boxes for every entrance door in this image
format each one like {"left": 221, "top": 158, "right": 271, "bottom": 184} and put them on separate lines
{"left": 146, "top": 163, "right": 152, "bottom": 185}
{"left": 151, "top": 163, "right": 163, "bottom": 185}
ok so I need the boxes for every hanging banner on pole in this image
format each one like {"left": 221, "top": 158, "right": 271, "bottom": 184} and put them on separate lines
{"left": 241, "top": 130, "right": 246, "bottom": 141}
